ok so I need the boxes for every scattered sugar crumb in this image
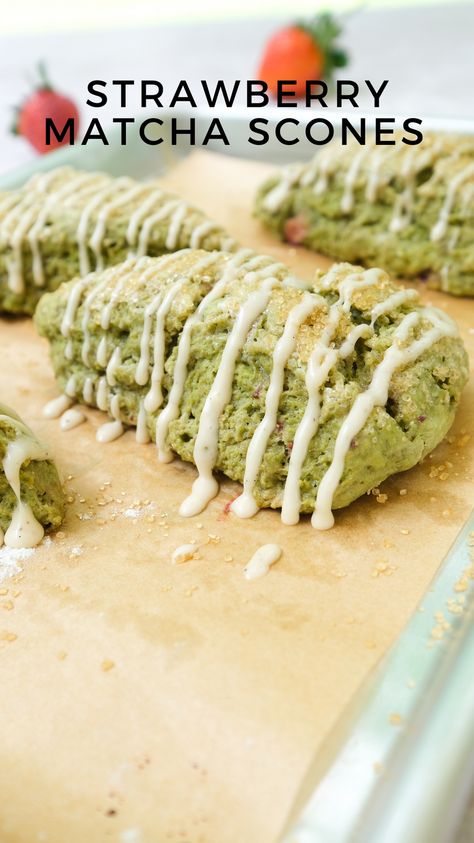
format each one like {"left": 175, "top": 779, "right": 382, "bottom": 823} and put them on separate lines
{"left": 101, "top": 659, "right": 115, "bottom": 672}
{"left": 0, "top": 630, "right": 17, "bottom": 642}
{"left": 389, "top": 713, "right": 403, "bottom": 726}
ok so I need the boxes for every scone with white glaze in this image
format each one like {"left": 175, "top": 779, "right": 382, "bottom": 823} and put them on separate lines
{"left": 0, "top": 166, "right": 235, "bottom": 315}
{"left": 0, "top": 404, "right": 65, "bottom": 547}
{"left": 35, "top": 248, "right": 468, "bottom": 529}
{"left": 255, "top": 133, "right": 474, "bottom": 297}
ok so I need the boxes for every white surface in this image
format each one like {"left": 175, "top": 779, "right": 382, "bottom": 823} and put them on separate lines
{"left": 0, "top": 3, "right": 473, "bottom": 176}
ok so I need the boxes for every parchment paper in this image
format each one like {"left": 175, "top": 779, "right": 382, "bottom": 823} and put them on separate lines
{"left": 0, "top": 151, "right": 472, "bottom": 843}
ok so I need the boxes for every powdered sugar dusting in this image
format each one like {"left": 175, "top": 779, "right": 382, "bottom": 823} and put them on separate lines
{"left": 0, "top": 545, "right": 35, "bottom": 582}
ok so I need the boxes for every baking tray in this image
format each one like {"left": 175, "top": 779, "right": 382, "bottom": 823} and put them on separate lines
{"left": 1, "top": 108, "right": 473, "bottom": 843}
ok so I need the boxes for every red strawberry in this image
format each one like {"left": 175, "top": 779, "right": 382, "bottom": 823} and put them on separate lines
{"left": 258, "top": 13, "right": 348, "bottom": 98}
{"left": 12, "top": 62, "right": 79, "bottom": 155}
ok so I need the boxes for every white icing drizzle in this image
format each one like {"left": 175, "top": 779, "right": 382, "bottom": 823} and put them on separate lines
{"left": 171, "top": 544, "right": 198, "bottom": 564}
{"left": 231, "top": 292, "right": 323, "bottom": 519}
{"left": 365, "top": 150, "right": 384, "bottom": 203}
{"left": 431, "top": 162, "right": 474, "bottom": 241}
{"left": 0, "top": 169, "right": 60, "bottom": 294}
{"left": 0, "top": 412, "right": 50, "bottom": 548}
{"left": 96, "top": 393, "right": 124, "bottom": 442}
{"left": 135, "top": 199, "right": 180, "bottom": 258}
{"left": 83, "top": 377, "right": 95, "bottom": 404}
{"left": 43, "top": 394, "right": 73, "bottom": 419}
{"left": 281, "top": 269, "right": 384, "bottom": 526}
{"left": 142, "top": 253, "right": 219, "bottom": 413}
{"left": 134, "top": 251, "right": 194, "bottom": 387}
{"left": 165, "top": 202, "right": 189, "bottom": 250}
{"left": 106, "top": 346, "right": 121, "bottom": 387}
{"left": 65, "top": 375, "right": 77, "bottom": 398}
{"left": 190, "top": 220, "right": 220, "bottom": 249}
{"left": 155, "top": 249, "right": 255, "bottom": 463}
{"left": 136, "top": 402, "right": 150, "bottom": 444}
{"left": 312, "top": 307, "right": 458, "bottom": 529}
{"left": 61, "top": 275, "right": 93, "bottom": 338}
{"left": 142, "top": 276, "right": 188, "bottom": 409}
{"left": 81, "top": 276, "right": 111, "bottom": 365}
{"left": 96, "top": 336, "right": 108, "bottom": 367}
{"left": 244, "top": 544, "right": 282, "bottom": 580}
{"left": 96, "top": 420, "right": 124, "bottom": 443}
{"left": 89, "top": 183, "right": 145, "bottom": 271}
{"left": 96, "top": 377, "right": 108, "bottom": 411}
{"left": 126, "top": 189, "right": 164, "bottom": 249}
{"left": 28, "top": 173, "right": 100, "bottom": 287}
{"left": 77, "top": 178, "right": 131, "bottom": 275}
{"left": 60, "top": 407, "right": 86, "bottom": 431}
{"left": 262, "top": 164, "right": 304, "bottom": 213}
{"left": 341, "top": 148, "right": 369, "bottom": 213}
{"left": 180, "top": 277, "right": 276, "bottom": 518}
{"left": 100, "top": 260, "right": 139, "bottom": 330}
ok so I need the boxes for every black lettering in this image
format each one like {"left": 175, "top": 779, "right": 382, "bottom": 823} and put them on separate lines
{"left": 305, "top": 118, "right": 334, "bottom": 145}
{"left": 141, "top": 81, "right": 163, "bottom": 108}
{"left": 365, "top": 79, "right": 388, "bottom": 108}
{"left": 305, "top": 81, "right": 328, "bottom": 107}
{"left": 202, "top": 118, "right": 229, "bottom": 146}
{"left": 341, "top": 118, "right": 366, "bottom": 145}
{"left": 201, "top": 79, "right": 240, "bottom": 108}
{"left": 171, "top": 118, "right": 196, "bottom": 144}
{"left": 277, "top": 81, "right": 297, "bottom": 107}
{"left": 45, "top": 117, "right": 75, "bottom": 145}
{"left": 275, "top": 118, "right": 299, "bottom": 145}
{"left": 375, "top": 117, "right": 396, "bottom": 145}
{"left": 113, "top": 117, "right": 134, "bottom": 144}
{"left": 86, "top": 80, "right": 107, "bottom": 107}
{"left": 139, "top": 118, "right": 163, "bottom": 145}
{"left": 112, "top": 80, "right": 134, "bottom": 108}
{"left": 169, "top": 81, "right": 197, "bottom": 108}
{"left": 81, "top": 118, "right": 108, "bottom": 145}
{"left": 402, "top": 118, "right": 423, "bottom": 145}
{"left": 248, "top": 118, "right": 269, "bottom": 145}
{"left": 337, "top": 81, "right": 359, "bottom": 107}
{"left": 247, "top": 81, "right": 269, "bottom": 107}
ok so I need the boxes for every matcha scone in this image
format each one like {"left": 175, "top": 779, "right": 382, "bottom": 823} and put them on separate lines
{"left": 255, "top": 133, "right": 474, "bottom": 297}
{"left": 0, "top": 166, "right": 236, "bottom": 315}
{"left": 0, "top": 403, "right": 65, "bottom": 547}
{"left": 35, "top": 249, "right": 468, "bottom": 529}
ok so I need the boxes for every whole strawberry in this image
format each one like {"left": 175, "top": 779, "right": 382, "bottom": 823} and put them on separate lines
{"left": 12, "top": 62, "right": 79, "bottom": 154}
{"left": 258, "top": 13, "right": 348, "bottom": 97}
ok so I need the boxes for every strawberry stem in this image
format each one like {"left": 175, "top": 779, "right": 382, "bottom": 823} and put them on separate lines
{"left": 37, "top": 60, "right": 53, "bottom": 92}
{"left": 298, "top": 12, "right": 349, "bottom": 83}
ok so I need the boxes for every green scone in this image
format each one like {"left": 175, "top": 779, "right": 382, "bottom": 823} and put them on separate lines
{"left": 0, "top": 166, "right": 236, "bottom": 315}
{"left": 0, "top": 404, "right": 65, "bottom": 547}
{"left": 255, "top": 133, "right": 474, "bottom": 297}
{"left": 35, "top": 249, "right": 468, "bottom": 529}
